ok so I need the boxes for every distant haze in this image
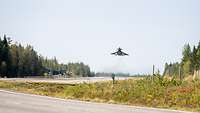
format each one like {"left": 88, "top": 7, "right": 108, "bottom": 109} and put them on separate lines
{"left": 0, "top": 0, "right": 199, "bottom": 74}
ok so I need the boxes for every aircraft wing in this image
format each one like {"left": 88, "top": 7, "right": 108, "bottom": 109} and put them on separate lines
{"left": 122, "top": 52, "right": 129, "bottom": 56}
{"left": 111, "top": 52, "right": 117, "bottom": 55}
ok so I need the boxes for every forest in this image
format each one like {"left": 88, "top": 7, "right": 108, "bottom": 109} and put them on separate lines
{"left": 163, "top": 41, "right": 200, "bottom": 78}
{"left": 0, "top": 35, "right": 91, "bottom": 78}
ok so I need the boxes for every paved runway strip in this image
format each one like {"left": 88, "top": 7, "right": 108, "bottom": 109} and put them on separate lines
{"left": 0, "top": 90, "right": 194, "bottom": 113}
{"left": 0, "top": 77, "right": 133, "bottom": 84}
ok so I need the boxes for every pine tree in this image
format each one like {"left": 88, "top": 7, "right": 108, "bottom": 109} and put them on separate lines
{"left": 191, "top": 46, "right": 197, "bottom": 72}
{"left": 196, "top": 42, "right": 200, "bottom": 70}
{"left": 181, "top": 44, "right": 192, "bottom": 76}
{"left": 1, "top": 35, "right": 11, "bottom": 77}
{"left": 0, "top": 37, "right": 2, "bottom": 76}
{"left": 10, "top": 44, "right": 19, "bottom": 77}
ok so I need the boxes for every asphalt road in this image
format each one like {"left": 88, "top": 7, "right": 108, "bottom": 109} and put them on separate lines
{"left": 0, "top": 90, "right": 194, "bottom": 113}
{"left": 0, "top": 77, "right": 136, "bottom": 84}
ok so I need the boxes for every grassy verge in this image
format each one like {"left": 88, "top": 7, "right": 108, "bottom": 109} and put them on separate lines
{"left": 0, "top": 76, "right": 200, "bottom": 112}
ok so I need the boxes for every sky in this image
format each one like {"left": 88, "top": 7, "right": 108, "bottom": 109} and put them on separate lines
{"left": 0, "top": 0, "right": 200, "bottom": 74}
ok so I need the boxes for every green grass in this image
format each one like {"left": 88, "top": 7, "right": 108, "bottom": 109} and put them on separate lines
{"left": 0, "top": 76, "right": 200, "bottom": 112}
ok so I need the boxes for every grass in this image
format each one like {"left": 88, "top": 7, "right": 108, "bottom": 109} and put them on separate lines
{"left": 0, "top": 75, "right": 200, "bottom": 112}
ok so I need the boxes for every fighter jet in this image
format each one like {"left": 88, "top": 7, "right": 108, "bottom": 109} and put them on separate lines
{"left": 111, "top": 47, "right": 129, "bottom": 56}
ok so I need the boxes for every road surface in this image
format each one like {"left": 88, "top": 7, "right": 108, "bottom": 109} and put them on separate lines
{"left": 0, "top": 90, "right": 194, "bottom": 113}
{"left": 0, "top": 77, "right": 137, "bottom": 84}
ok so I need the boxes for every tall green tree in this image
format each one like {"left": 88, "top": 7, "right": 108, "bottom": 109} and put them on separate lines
{"left": 196, "top": 41, "right": 200, "bottom": 70}
{"left": 191, "top": 46, "right": 198, "bottom": 72}
{"left": 10, "top": 44, "right": 19, "bottom": 77}
{"left": 0, "top": 35, "right": 11, "bottom": 77}
{"left": 181, "top": 44, "right": 192, "bottom": 76}
{"left": 0, "top": 37, "right": 3, "bottom": 76}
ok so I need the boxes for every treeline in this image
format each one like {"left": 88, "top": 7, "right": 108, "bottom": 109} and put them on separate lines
{"left": 95, "top": 72, "right": 130, "bottom": 77}
{"left": 0, "top": 35, "right": 91, "bottom": 78}
{"left": 41, "top": 57, "right": 67, "bottom": 75}
{"left": 163, "top": 41, "right": 200, "bottom": 77}
{"left": 66, "top": 63, "right": 92, "bottom": 77}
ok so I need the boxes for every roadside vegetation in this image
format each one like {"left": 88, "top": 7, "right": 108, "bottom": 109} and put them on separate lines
{"left": 0, "top": 75, "right": 200, "bottom": 112}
